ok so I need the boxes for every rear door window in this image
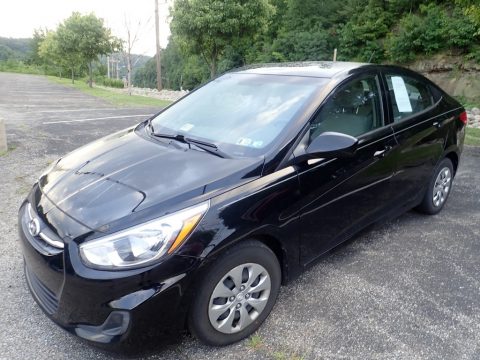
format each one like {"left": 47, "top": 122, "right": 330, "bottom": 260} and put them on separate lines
{"left": 385, "top": 74, "right": 434, "bottom": 122}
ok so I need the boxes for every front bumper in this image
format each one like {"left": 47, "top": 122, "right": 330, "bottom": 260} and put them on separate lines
{"left": 19, "top": 202, "right": 200, "bottom": 345}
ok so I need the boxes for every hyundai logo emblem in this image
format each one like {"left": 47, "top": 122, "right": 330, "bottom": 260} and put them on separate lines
{"left": 28, "top": 218, "right": 41, "bottom": 237}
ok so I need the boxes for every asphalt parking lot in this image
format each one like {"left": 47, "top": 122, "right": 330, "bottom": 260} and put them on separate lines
{"left": 0, "top": 72, "right": 479, "bottom": 360}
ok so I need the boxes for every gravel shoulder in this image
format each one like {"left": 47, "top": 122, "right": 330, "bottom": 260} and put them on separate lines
{"left": 0, "top": 73, "right": 479, "bottom": 360}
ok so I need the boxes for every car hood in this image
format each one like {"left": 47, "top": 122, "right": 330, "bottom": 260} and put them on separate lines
{"left": 38, "top": 126, "right": 263, "bottom": 230}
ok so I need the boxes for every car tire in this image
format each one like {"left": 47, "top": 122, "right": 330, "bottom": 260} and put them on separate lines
{"left": 417, "top": 158, "right": 454, "bottom": 215}
{"left": 188, "top": 240, "right": 281, "bottom": 346}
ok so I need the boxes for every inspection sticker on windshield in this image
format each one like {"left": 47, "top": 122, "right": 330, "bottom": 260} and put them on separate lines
{"left": 236, "top": 138, "right": 252, "bottom": 146}
{"left": 391, "top": 76, "right": 413, "bottom": 113}
{"left": 180, "top": 123, "right": 194, "bottom": 132}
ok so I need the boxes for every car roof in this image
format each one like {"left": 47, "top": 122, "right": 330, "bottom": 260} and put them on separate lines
{"left": 232, "top": 61, "right": 372, "bottom": 79}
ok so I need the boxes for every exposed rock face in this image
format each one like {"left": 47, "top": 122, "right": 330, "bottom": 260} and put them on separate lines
{"left": 407, "top": 55, "right": 480, "bottom": 102}
{"left": 95, "top": 84, "right": 188, "bottom": 102}
{"left": 128, "top": 88, "right": 189, "bottom": 102}
{"left": 465, "top": 109, "right": 480, "bottom": 129}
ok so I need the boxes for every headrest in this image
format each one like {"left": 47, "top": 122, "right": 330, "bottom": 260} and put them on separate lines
{"left": 334, "top": 81, "right": 365, "bottom": 108}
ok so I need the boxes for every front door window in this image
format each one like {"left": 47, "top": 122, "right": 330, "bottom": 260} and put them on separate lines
{"left": 310, "top": 76, "right": 383, "bottom": 141}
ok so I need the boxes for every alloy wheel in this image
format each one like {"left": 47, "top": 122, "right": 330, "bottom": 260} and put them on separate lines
{"left": 432, "top": 167, "right": 451, "bottom": 207}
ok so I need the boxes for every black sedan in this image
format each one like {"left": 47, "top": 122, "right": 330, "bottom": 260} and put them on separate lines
{"left": 19, "top": 62, "right": 466, "bottom": 347}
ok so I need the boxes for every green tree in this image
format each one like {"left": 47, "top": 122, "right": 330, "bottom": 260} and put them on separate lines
{"left": 271, "top": 26, "right": 331, "bottom": 62}
{"left": 56, "top": 12, "right": 121, "bottom": 86}
{"left": 456, "top": 0, "right": 480, "bottom": 35}
{"left": 0, "top": 44, "right": 15, "bottom": 61}
{"left": 171, "top": 0, "right": 274, "bottom": 78}
{"left": 38, "top": 30, "right": 74, "bottom": 78}
{"left": 133, "top": 0, "right": 480, "bottom": 90}
{"left": 28, "top": 28, "right": 47, "bottom": 65}
{"left": 47, "top": 25, "right": 82, "bottom": 82}
{"left": 134, "top": 42, "right": 209, "bottom": 90}
{"left": 386, "top": 3, "right": 478, "bottom": 62}
{"left": 338, "top": 0, "right": 391, "bottom": 62}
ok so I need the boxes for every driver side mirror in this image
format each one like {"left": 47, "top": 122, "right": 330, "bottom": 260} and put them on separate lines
{"left": 305, "top": 131, "right": 358, "bottom": 159}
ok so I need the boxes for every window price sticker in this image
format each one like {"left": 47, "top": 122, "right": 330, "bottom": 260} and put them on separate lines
{"left": 391, "top": 76, "right": 413, "bottom": 113}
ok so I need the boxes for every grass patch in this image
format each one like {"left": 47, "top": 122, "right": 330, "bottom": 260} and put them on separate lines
{"left": 0, "top": 60, "right": 45, "bottom": 75}
{"left": 465, "top": 127, "right": 480, "bottom": 146}
{"left": 455, "top": 96, "right": 480, "bottom": 110}
{"left": 272, "top": 351, "right": 305, "bottom": 360}
{"left": 46, "top": 76, "right": 172, "bottom": 108}
{"left": 0, "top": 144, "right": 17, "bottom": 157}
{"left": 247, "top": 334, "right": 264, "bottom": 350}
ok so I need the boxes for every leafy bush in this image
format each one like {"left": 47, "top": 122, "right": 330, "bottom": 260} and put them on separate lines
{"left": 131, "top": 0, "right": 480, "bottom": 91}
{"left": 386, "top": 4, "right": 478, "bottom": 63}
{"left": 339, "top": 2, "right": 390, "bottom": 62}
{"left": 102, "top": 77, "right": 124, "bottom": 88}
{"left": 272, "top": 27, "right": 331, "bottom": 62}
{"left": 444, "top": 8, "right": 478, "bottom": 50}
{"left": 0, "top": 60, "right": 45, "bottom": 75}
{"left": 466, "top": 45, "right": 480, "bottom": 63}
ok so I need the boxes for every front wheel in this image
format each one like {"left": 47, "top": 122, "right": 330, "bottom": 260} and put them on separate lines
{"left": 188, "top": 241, "right": 281, "bottom": 346}
{"left": 417, "top": 158, "right": 454, "bottom": 215}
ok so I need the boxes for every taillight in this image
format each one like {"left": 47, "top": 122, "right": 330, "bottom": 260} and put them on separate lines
{"left": 459, "top": 111, "right": 468, "bottom": 125}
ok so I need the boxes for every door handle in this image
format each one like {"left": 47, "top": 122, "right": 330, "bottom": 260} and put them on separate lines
{"left": 433, "top": 121, "right": 441, "bottom": 129}
{"left": 374, "top": 145, "right": 392, "bottom": 158}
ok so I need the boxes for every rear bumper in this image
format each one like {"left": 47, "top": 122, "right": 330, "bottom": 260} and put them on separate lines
{"left": 19, "top": 202, "right": 200, "bottom": 345}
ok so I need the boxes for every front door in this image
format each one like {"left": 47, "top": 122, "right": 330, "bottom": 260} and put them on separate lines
{"left": 296, "top": 73, "right": 398, "bottom": 265}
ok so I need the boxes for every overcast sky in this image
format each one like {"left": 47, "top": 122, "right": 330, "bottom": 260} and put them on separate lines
{"left": 0, "top": 0, "right": 173, "bottom": 56}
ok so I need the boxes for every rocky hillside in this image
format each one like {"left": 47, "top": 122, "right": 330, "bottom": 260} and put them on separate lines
{"left": 409, "top": 55, "right": 480, "bottom": 102}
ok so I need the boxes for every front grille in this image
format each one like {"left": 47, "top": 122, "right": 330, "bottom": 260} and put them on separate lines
{"left": 21, "top": 203, "right": 63, "bottom": 256}
{"left": 25, "top": 266, "right": 59, "bottom": 315}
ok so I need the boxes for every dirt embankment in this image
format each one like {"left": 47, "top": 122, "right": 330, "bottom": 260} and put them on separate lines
{"left": 407, "top": 55, "right": 480, "bottom": 100}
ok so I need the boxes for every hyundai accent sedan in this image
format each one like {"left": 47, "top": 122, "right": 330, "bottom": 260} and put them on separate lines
{"left": 19, "top": 62, "right": 466, "bottom": 347}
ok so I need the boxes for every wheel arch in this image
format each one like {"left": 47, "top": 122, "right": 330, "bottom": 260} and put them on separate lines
{"left": 198, "top": 231, "right": 296, "bottom": 286}
{"left": 251, "top": 234, "right": 290, "bottom": 285}
{"left": 444, "top": 151, "right": 459, "bottom": 176}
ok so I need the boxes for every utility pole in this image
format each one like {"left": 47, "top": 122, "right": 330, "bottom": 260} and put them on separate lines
{"left": 155, "top": 0, "right": 162, "bottom": 91}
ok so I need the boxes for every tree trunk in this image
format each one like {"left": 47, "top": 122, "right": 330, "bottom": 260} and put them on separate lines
{"left": 71, "top": 68, "right": 75, "bottom": 84}
{"left": 210, "top": 57, "right": 217, "bottom": 79}
{"left": 88, "top": 62, "right": 93, "bottom": 88}
{"left": 155, "top": 0, "right": 163, "bottom": 91}
{"left": 127, "top": 54, "right": 132, "bottom": 96}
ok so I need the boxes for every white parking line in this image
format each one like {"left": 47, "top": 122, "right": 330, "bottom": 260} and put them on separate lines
{"left": 31, "top": 108, "right": 125, "bottom": 113}
{"left": 43, "top": 114, "right": 153, "bottom": 125}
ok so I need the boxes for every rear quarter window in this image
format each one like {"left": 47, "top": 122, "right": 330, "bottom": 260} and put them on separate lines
{"left": 385, "top": 74, "right": 435, "bottom": 122}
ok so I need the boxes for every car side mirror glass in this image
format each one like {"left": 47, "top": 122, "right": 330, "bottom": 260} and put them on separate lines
{"left": 305, "top": 131, "right": 359, "bottom": 159}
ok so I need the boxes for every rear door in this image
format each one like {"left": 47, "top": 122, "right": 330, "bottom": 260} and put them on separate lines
{"left": 295, "top": 72, "right": 398, "bottom": 265}
{"left": 382, "top": 71, "right": 447, "bottom": 205}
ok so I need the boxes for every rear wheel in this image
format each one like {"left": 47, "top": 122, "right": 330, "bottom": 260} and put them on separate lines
{"left": 188, "top": 241, "right": 281, "bottom": 346}
{"left": 417, "top": 158, "right": 454, "bottom": 215}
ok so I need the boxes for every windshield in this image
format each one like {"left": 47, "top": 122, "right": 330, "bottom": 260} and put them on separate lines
{"left": 150, "top": 73, "right": 327, "bottom": 157}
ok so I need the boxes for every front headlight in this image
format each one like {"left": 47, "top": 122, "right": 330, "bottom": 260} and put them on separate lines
{"left": 79, "top": 201, "right": 209, "bottom": 270}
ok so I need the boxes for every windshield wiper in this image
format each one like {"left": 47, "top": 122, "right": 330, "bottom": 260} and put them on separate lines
{"left": 151, "top": 132, "right": 229, "bottom": 159}
{"left": 186, "top": 137, "right": 231, "bottom": 159}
